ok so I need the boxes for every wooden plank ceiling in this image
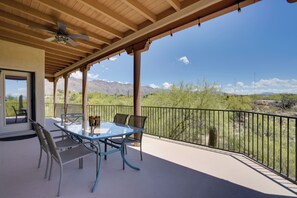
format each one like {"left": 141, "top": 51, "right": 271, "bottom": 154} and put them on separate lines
{"left": 0, "top": 0, "right": 260, "bottom": 81}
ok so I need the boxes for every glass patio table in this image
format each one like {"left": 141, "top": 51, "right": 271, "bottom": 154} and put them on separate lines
{"left": 54, "top": 121, "right": 144, "bottom": 192}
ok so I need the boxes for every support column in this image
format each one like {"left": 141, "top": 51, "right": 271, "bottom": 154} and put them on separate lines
{"left": 133, "top": 50, "right": 141, "bottom": 117}
{"left": 53, "top": 78, "right": 58, "bottom": 118}
{"left": 63, "top": 74, "right": 69, "bottom": 118}
{"left": 126, "top": 40, "right": 150, "bottom": 145}
{"left": 81, "top": 66, "right": 90, "bottom": 123}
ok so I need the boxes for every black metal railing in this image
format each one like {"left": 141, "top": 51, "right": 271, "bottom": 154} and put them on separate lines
{"left": 46, "top": 103, "right": 297, "bottom": 183}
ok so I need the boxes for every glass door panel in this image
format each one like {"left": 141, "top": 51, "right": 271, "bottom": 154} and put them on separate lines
{"left": 5, "top": 76, "right": 28, "bottom": 125}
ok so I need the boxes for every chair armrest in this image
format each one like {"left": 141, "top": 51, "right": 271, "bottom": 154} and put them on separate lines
{"left": 53, "top": 135, "right": 69, "bottom": 139}
{"left": 82, "top": 142, "right": 99, "bottom": 154}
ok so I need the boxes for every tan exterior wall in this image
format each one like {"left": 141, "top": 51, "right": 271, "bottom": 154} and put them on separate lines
{"left": 0, "top": 39, "right": 45, "bottom": 130}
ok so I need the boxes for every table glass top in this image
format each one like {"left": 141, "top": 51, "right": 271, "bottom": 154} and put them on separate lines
{"left": 54, "top": 121, "right": 143, "bottom": 140}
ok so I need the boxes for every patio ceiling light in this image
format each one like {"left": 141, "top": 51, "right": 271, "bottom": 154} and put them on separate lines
{"left": 237, "top": 3, "right": 241, "bottom": 13}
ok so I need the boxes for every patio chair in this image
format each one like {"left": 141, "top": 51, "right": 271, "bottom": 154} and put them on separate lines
{"left": 104, "top": 114, "right": 129, "bottom": 160}
{"left": 29, "top": 119, "right": 82, "bottom": 179}
{"left": 60, "top": 113, "right": 83, "bottom": 125}
{"left": 108, "top": 115, "right": 147, "bottom": 168}
{"left": 43, "top": 128, "right": 98, "bottom": 197}
{"left": 113, "top": 113, "right": 129, "bottom": 124}
{"left": 12, "top": 105, "right": 27, "bottom": 123}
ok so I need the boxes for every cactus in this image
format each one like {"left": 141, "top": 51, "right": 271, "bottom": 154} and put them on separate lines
{"left": 208, "top": 126, "right": 217, "bottom": 147}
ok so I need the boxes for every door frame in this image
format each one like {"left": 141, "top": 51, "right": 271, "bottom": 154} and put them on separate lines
{"left": 0, "top": 69, "right": 36, "bottom": 134}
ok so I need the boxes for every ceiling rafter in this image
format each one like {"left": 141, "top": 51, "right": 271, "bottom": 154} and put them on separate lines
{"left": 122, "top": 0, "right": 157, "bottom": 22}
{"left": 79, "top": 0, "right": 138, "bottom": 31}
{"left": 166, "top": 0, "right": 181, "bottom": 11}
{"left": 0, "top": 0, "right": 111, "bottom": 45}
{"left": 45, "top": 53, "right": 76, "bottom": 62}
{"left": 34, "top": 0, "right": 123, "bottom": 38}
{"left": 0, "top": 22, "right": 90, "bottom": 56}
{"left": 46, "top": 58, "right": 74, "bottom": 65}
{"left": 45, "top": 60, "right": 70, "bottom": 67}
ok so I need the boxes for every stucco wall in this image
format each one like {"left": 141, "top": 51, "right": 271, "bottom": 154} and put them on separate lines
{"left": 0, "top": 39, "right": 45, "bottom": 131}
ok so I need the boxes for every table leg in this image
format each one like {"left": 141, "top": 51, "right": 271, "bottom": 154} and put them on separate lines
{"left": 121, "top": 137, "right": 140, "bottom": 171}
{"left": 92, "top": 141, "right": 102, "bottom": 193}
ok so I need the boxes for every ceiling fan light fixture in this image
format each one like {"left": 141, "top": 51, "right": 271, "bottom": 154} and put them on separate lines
{"left": 55, "top": 34, "right": 68, "bottom": 45}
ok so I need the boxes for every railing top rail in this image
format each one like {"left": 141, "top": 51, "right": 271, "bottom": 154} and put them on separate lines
{"left": 47, "top": 103, "right": 297, "bottom": 119}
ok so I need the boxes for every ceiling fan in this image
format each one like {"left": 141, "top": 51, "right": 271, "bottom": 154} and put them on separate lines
{"left": 29, "top": 22, "right": 89, "bottom": 46}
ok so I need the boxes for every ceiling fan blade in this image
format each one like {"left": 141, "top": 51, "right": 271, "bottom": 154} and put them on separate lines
{"left": 45, "top": 36, "right": 56, "bottom": 42}
{"left": 68, "top": 34, "right": 89, "bottom": 40}
{"left": 67, "top": 38, "right": 77, "bottom": 46}
{"left": 29, "top": 25, "right": 56, "bottom": 34}
{"left": 57, "top": 21, "right": 67, "bottom": 33}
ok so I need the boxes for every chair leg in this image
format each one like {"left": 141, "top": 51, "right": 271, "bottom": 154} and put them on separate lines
{"left": 15, "top": 115, "right": 18, "bottom": 123}
{"left": 122, "top": 146, "right": 125, "bottom": 170}
{"left": 44, "top": 151, "right": 49, "bottom": 179}
{"left": 104, "top": 139, "right": 107, "bottom": 160}
{"left": 140, "top": 143, "right": 143, "bottom": 161}
{"left": 48, "top": 157, "right": 53, "bottom": 181}
{"left": 125, "top": 144, "right": 127, "bottom": 155}
{"left": 57, "top": 164, "right": 63, "bottom": 197}
{"left": 38, "top": 147, "right": 42, "bottom": 168}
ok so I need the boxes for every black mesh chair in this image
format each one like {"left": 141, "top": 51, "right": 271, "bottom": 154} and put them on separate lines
{"left": 108, "top": 115, "right": 147, "bottom": 164}
{"left": 12, "top": 106, "right": 27, "bottom": 123}
{"left": 113, "top": 113, "right": 129, "bottom": 124}
{"left": 104, "top": 114, "right": 129, "bottom": 160}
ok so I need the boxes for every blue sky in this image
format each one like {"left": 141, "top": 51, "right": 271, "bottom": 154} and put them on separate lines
{"left": 70, "top": 0, "right": 297, "bottom": 95}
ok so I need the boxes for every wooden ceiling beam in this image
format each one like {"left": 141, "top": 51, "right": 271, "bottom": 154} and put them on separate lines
{"left": 35, "top": 0, "right": 123, "bottom": 38}
{"left": 0, "top": 21, "right": 92, "bottom": 55}
{"left": 79, "top": 0, "right": 138, "bottom": 31}
{"left": 166, "top": 0, "right": 181, "bottom": 11}
{"left": 0, "top": 11, "right": 102, "bottom": 50}
{"left": 0, "top": 0, "right": 111, "bottom": 45}
{"left": 123, "top": 0, "right": 157, "bottom": 22}
{"left": 0, "top": 33, "right": 81, "bottom": 60}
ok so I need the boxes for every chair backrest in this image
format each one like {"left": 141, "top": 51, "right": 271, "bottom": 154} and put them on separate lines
{"left": 113, "top": 114, "right": 129, "bottom": 124}
{"left": 61, "top": 113, "right": 83, "bottom": 125}
{"left": 30, "top": 120, "right": 48, "bottom": 151}
{"left": 128, "top": 115, "right": 147, "bottom": 129}
{"left": 12, "top": 106, "right": 17, "bottom": 113}
{"left": 42, "top": 128, "right": 61, "bottom": 163}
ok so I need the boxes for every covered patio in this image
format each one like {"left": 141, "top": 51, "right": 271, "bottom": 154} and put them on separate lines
{"left": 1, "top": 0, "right": 297, "bottom": 197}
{"left": 0, "top": 119, "right": 296, "bottom": 198}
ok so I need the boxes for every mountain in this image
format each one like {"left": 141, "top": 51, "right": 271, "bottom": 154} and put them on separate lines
{"left": 45, "top": 77, "right": 162, "bottom": 96}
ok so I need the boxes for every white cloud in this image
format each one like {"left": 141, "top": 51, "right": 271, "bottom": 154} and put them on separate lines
{"left": 70, "top": 71, "right": 99, "bottom": 80}
{"left": 88, "top": 73, "right": 99, "bottom": 80}
{"left": 70, "top": 71, "right": 82, "bottom": 79}
{"left": 109, "top": 56, "right": 117, "bottom": 61}
{"left": 163, "top": 82, "right": 173, "bottom": 89}
{"left": 178, "top": 56, "right": 190, "bottom": 65}
{"left": 236, "top": 82, "right": 244, "bottom": 87}
{"left": 149, "top": 84, "right": 160, "bottom": 89}
{"left": 222, "top": 78, "right": 297, "bottom": 94}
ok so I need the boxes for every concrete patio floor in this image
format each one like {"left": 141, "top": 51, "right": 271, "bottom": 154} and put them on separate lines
{"left": 1, "top": 119, "right": 297, "bottom": 198}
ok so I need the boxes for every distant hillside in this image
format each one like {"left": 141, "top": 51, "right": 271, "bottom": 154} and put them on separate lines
{"left": 45, "top": 77, "right": 162, "bottom": 96}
